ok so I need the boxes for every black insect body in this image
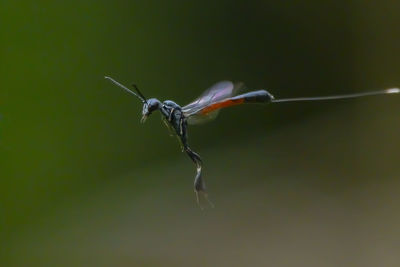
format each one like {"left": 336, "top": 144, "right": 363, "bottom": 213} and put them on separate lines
{"left": 105, "top": 76, "right": 399, "bottom": 207}
{"left": 147, "top": 99, "right": 205, "bottom": 197}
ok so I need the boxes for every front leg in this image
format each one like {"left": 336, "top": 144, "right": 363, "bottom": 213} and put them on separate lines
{"left": 168, "top": 108, "right": 175, "bottom": 121}
{"left": 161, "top": 116, "right": 175, "bottom": 137}
{"left": 180, "top": 117, "right": 184, "bottom": 135}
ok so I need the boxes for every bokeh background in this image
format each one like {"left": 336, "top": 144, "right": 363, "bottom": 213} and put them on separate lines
{"left": 1, "top": 1, "right": 400, "bottom": 266}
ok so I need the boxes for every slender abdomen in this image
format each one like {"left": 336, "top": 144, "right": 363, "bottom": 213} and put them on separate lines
{"left": 200, "top": 90, "right": 274, "bottom": 114}
{"left": 231, "top": 90, "right": 274, "bottom": 103}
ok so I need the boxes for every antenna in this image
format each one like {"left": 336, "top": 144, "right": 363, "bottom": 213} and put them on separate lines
{"left": 104, "top": 76, "right": 146, "bottom": 103}
{"left": 132, "top": 84, "right": 148, "bottom": 104}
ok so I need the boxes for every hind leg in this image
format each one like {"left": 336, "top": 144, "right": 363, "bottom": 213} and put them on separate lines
{"left": 184, "top": 146, "right": 214, "bottom": 208}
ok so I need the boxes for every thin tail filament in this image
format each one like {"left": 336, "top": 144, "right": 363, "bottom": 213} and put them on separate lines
{"left": 272, "top": 88, "right": 399, "bottom": 103}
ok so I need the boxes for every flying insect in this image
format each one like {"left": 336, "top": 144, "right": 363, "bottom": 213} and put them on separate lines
{"left": 105, "top": 76, "right": 399, "bottom": 207}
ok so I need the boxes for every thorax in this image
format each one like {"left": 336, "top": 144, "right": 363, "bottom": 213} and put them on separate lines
{"left": 161, "top": 100, "right": 184, "bottom": 127}
{"left": 160, "top": 100, "right": 188, "bottom": 146}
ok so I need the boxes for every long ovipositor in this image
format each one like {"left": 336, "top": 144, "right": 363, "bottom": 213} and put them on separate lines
{"left": 200, "top": 90, "right": 274, "bottom": 114}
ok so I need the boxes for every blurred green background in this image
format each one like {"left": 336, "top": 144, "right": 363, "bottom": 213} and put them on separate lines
{"left": 1, "top": 0, "right": 400, "bottom": 266}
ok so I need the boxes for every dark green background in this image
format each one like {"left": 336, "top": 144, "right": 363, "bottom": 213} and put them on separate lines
{"left": 1, "top": 1, "right": 400, "bottom": 266}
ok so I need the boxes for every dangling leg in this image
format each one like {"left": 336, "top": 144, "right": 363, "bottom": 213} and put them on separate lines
{"left": 179, "top": 117, "right": 213, "bottom": 208}
{"left": 184, "top": 146, "right": 214, "bottom": 209}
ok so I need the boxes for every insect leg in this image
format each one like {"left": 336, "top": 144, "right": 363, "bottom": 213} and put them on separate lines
{"left": 178, "top": 118, "right": 185, "bottom": 151}
{"left": 161, "top": 116, "right": 175, "bottom": 137}
{"left": 176, "top": 136, "right": 185, "bottom": 152}
{"left": 184, "top": 145, "right": 214, "bottom": 208}
{"left": 168, "top": 108, "right": 175, "bottom": 122}
{"left": 180, "top": 117, "right": 184, "bottom": 135}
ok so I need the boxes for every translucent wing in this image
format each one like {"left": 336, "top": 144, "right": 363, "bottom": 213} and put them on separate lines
{"left": 182, "top": 81, "right": 243, "bottom": 125}
{"left": 182, "top": 81, "right": 234, "bottom": 115}
{"left": 184, "top": 109, "right": 221, "bottom": 125}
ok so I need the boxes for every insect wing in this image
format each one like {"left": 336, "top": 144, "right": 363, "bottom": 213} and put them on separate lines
{"left": 182, "top": 81, "right": 234, "bottom": 115}
{"left": 183, "top": 81, "right": 243, "bottom": 124}
{"left": 185, "top": 109, "right": 220, "bottom": 125}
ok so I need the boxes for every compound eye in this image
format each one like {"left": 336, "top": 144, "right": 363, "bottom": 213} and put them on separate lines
{"left": 147, "top": 104, "right": 154, "bottom": 112}
{"left": 142, "top": 104, "right": 149, "bottom": 114}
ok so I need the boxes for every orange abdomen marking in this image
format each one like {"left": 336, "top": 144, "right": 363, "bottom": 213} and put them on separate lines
{"left": 198, "top": 90, "right": 273, "bottom": 115}
{"left": 200, "top": 98, "right": 244, "bottom": 114}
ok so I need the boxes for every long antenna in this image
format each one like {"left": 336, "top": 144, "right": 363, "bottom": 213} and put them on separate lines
{"left": 104, "top": 76, "right": 146, "bottom": 103}
{"left": 132, "top": 83, "right": 147, "bottom": 103}
{"left": 271, "top": 88, "right": 399, "bottom": 103}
